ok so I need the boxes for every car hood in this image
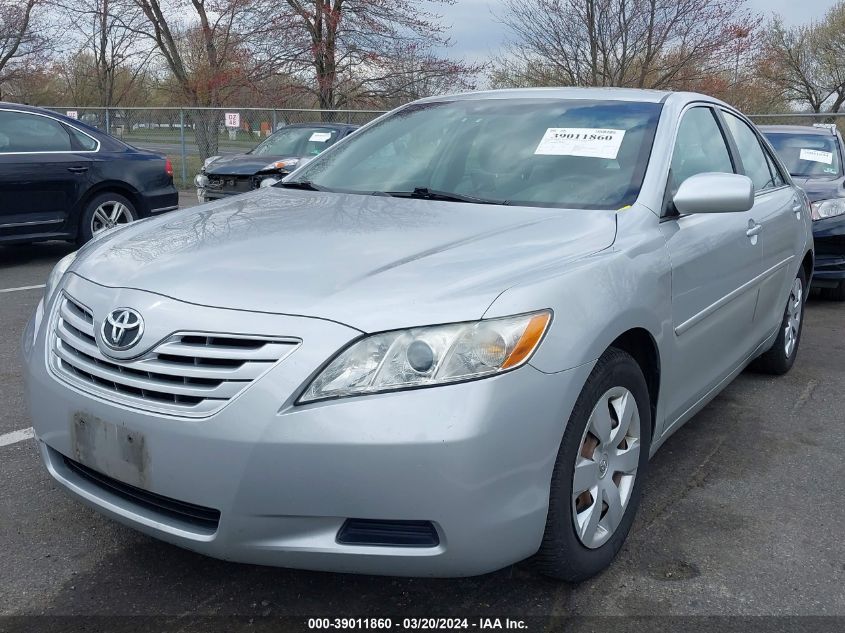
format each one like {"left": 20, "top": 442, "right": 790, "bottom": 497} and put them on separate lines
{"left": 72, "top": 189, "right": 617, "bottom": 332}
{"left": 791, "top": 175, "right": 845, "bottom": 202}
{"left": 205, "top": 154, "right": 301, "bottom": 176}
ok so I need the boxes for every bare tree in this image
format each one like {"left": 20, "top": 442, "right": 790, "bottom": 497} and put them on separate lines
{"left": 492, "top": 0, "right": 759, "bottom": 90}
{"left": 281, "top": 1, "right": 478, "bottom": 111}
{"left": 761, "top": 4, "right": 845, "bottom": 113}
{"left": 129, "top": 0, "right": 300, "bottom": 156}
{"left": 58, "top": 0, "right": 152, "bottom": 108}
{"left": 0, "top": 0, "right": 50, "bottom": 97}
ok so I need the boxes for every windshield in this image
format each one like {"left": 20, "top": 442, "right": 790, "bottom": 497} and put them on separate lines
{"left": 252, "top": 126, "right": 340, "bottom": 157}
{"left": 290, "top": 99, "right": 662, "bottom": 209}
{"left": 764, "top": 132, "right": 843, "bottom": 179}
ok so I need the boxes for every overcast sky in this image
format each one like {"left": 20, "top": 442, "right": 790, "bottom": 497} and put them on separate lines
{"left": 438, "top": 0, "right": 841, "bottom": 62}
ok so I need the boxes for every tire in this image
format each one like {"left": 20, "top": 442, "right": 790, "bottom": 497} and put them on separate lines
{"left": 534, "top": 348, "right": 651, "bottom": 582}
{"left": 78, "top": 192, "right": 137, "bottom": 244}
{"left": 751, "top": 266, "right": 807, "bottom": 375}
{"left": 820, "top": 281, "right": 845, "bottom": 302}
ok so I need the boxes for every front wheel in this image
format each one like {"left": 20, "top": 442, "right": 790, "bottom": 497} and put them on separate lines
{"left": 78, "top": 193, "right": 137, "bottom": 244}
{"left": 751, "top": 267, "right": 807, "bottom": 375}
{"left": 534, "top": 348, "right": 651, "bottom": 582}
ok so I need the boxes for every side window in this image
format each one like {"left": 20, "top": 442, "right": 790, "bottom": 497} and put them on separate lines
{"left": 722, "top": 112, "right": 777, "bottom": 192}
{"left": 670, "top": 107, "right": 734, "bottom": 192}
{"left": 65, "top": 125, "right": 98, "bottom": 151}
{"left": 0, "top": 111, "right": 73, "bottom": 152}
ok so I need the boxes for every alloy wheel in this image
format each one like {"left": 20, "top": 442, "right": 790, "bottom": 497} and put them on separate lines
{"left": 571, "top": 386, "right": 641, "bottom": 549}
{"left": 784, "top": 276, "right": 803, "bottom": 358}
{"left": 91, "top": 201, "right": 133, "bottom": 234}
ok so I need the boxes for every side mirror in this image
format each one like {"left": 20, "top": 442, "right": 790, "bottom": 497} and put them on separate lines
{"left": 672, "top": 173, "right": 755, "bottom": 214}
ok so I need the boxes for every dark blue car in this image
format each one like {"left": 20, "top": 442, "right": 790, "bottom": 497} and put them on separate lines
{"left": 0, "top": 103, "right": 178, "bottom": 245}
{"left": 762, "top": 124, "right": 845, "bottom": 300}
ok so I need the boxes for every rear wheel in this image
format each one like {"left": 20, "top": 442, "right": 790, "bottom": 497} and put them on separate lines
{"left": 752, "top": 267, "right": 807, "bottom": 374}
{"left": 78, "top": 193, "right": 137, "bottom": 244}
{"left": 820, "top": 280, "right": 845, "bottom": 302}
{"left": 534, "top": 348, "right": 651, "bottom": 582}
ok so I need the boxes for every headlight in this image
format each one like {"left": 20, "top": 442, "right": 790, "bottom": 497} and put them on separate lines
{"left": 194, "top": 173, "right": 209, "bottom": 188}
{"left": 44, "top": 251, "right": 78, "bottom": 304}
{"left": 262, "top": 159, "right": 299, "bottom": 171}
{"left": 299, "top": 311, "right": 552, "bottom": 404}
{"left": 811, "top": 198, "right": 845, "bottom": 220}
{"left": 203, "top": 156, "right": 220, "bottom": 169}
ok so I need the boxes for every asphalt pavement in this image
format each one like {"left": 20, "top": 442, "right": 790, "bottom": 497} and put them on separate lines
{"left": 1, "top": 211, "right": 843, "bottom": 630}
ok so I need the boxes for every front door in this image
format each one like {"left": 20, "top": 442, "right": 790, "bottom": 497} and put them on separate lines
{"left": 659, "top": 106, "right": 763, "bottom": 428}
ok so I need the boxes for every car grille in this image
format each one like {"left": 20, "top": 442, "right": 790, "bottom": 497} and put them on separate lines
{"left": 50, "top": 294, "right": 299, "bottom": 417}
{"left": 207, "top": 175, "right": 258, "bottom": 193}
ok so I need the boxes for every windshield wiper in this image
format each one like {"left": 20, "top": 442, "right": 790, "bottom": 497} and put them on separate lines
{"left": 385, "top": 187, "right": 509, "bottom": 205}
{"left": 278, "top": 180, "right": 328, "bottom": 191}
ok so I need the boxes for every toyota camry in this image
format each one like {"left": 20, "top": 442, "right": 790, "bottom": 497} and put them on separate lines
{"left": 24, "top": 88, "right": 813, "bottom": 581}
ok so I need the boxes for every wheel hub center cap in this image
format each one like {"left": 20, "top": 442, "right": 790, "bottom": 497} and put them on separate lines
{"left": 598, "top": 453, "right": 609, "bottom": 478}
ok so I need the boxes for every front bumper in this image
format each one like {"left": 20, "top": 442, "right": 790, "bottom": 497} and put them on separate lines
{"left": 812, "top": 216, "right": 845, "bottom": 285}
{"left": 23, "top": 277, "right": 591, "bottom": 577}
{"left": 196, "top": 173, "right": 285, "bottom": 202}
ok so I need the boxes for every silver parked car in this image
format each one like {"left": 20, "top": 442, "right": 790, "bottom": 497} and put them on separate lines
{"left": 24, "top": 89, "right": 813, "bottom": 581}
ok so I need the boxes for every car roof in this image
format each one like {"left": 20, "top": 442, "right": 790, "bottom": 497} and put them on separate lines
{"left": 0, "top": 101, "right": 53, "bottom": 114}
{"left": 412, "top": 87, "right": 726, "bottom": 107}
{"left": 759, "top": 124, "right": 837, "bottom": 136}
{"left": 0, "top": 101, "right": 104, "bottom": 132}
{"left": 282, "top": 122, "right": 357, "bottom": 130}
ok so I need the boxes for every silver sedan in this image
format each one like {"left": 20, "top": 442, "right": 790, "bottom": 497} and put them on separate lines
{"left": 23, "top": 88, "right": 813, "bottom": 580}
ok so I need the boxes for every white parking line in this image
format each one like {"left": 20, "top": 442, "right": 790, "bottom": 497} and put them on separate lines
{"left": 0, "top": 284, "right": 45, "bottom": 294}
{"left": 0, "top": 427, "right": 35, "bottom": 447}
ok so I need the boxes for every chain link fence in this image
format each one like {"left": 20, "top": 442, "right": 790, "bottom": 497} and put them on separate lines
{"left": 44, "top": 107, "right": 388, "bottom": 188}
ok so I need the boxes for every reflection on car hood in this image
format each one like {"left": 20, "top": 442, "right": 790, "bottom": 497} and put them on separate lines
{"left": 791, "top": 175, "right": 845, "bottom": 203}
{"left": 205, "top": 154, "right": 301, "bottom": 176}
{"left": 72, "top": 189, "right": 618, "bottom": 332}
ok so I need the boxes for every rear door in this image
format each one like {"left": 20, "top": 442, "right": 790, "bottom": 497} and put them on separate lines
{"left": 0, "top": 110, "right": 92, "bottom": 238}
{"left": 720, "top": 110, "right": 801, "bottom": 340}
{"left": 660, "top": 105, "right": 763, "bottom": 426}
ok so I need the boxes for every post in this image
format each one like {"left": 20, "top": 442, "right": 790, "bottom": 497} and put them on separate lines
{"left": 105, "top": 108, "right": 110, "bottom": 134}
{"left": 179, "top": 109, "right": 187, "bottom": 187}
{"left": 272, "top": 110, "right": 277, "bottom": 132}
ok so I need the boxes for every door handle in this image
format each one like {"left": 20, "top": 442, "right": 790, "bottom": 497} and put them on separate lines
{"left": 746, "top": 222, "right": 763, "bottom": 237}
{"left": 67, "top": 166, "right": 88, "bottom": 173}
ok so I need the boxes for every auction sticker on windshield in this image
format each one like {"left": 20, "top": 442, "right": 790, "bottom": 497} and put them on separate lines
{"left": 310, "top": 132, "right": 333, "bottom": 142}
{"left": 799, "top": 148, "right": 834, "bottom": 164}
{"left": 534, "top": 128, "right": 626, "bottom": 159}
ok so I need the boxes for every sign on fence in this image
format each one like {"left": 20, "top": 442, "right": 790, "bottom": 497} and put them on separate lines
{"left": 225, "top": 112, "right": 240, "bottom": 128}
{"left": 66, "top": 111, "right": 78, "bottom": 119}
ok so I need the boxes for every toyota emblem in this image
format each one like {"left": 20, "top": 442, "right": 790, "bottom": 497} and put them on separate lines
{"left": 101, "top": 308, "right": 144, "bottom": 351}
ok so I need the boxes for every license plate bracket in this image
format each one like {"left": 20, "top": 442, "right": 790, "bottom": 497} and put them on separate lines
{"left": 70, "top": 412, "right": 149, "bottom": 489}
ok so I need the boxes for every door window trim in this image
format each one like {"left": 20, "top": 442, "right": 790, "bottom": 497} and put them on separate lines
{"left": 717, "top": 107, "right": 791, "bottom": 197}
{"left": 660, "top": 103, "right": 738, "bottom": 218}
{"left": 0, "top": 108, "right": 101, "bottom": 155}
